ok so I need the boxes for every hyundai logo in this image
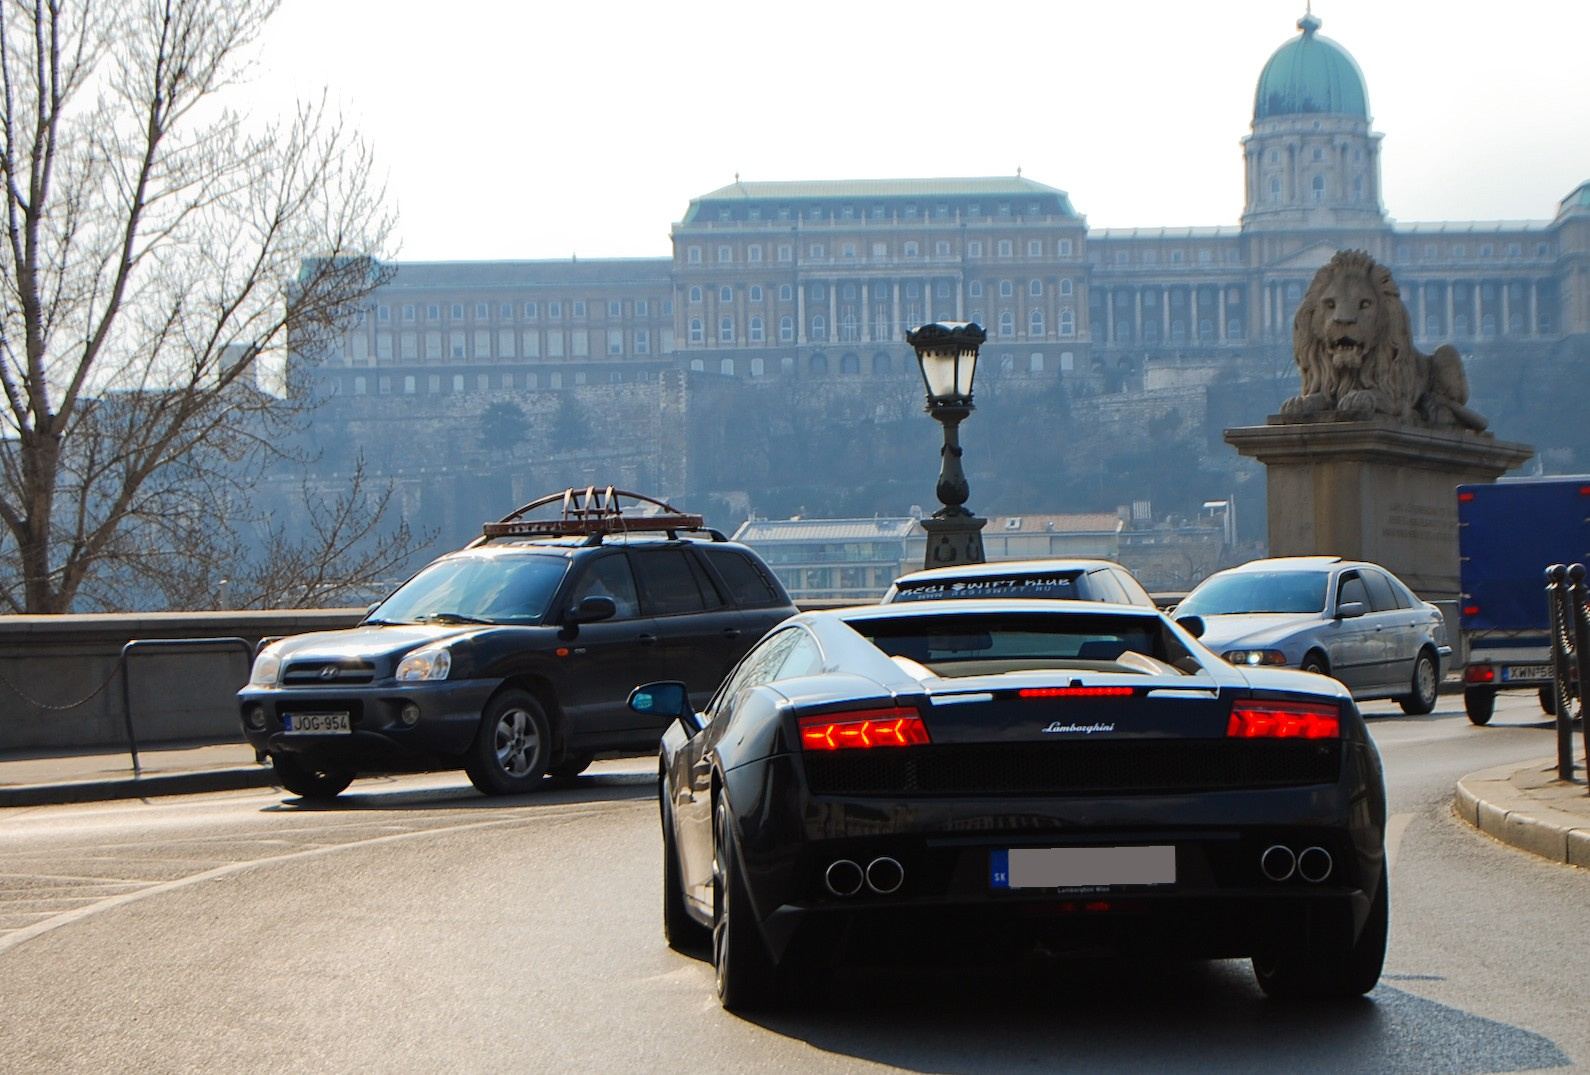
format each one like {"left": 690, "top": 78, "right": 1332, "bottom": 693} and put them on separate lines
{"left": 319, "top": 666, "right": 340, "bottom": 681}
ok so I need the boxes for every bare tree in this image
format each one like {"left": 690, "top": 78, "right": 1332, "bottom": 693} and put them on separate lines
{"left": 0, "top": 0, "right": 397, "bottom": 612}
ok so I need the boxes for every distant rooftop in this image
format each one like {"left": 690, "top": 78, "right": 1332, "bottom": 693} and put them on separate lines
{"left": 681, "top": 176, "right": 1079, "bottom": 225}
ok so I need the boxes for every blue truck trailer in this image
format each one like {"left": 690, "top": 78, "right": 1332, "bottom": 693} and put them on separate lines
{"left": 1457, "top": 477, "right": 1590, "bottom": 724}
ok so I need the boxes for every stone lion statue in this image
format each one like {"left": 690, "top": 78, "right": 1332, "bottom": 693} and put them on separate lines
{"left": 1279, "top": 250, "right": 1487, "bottom": 431}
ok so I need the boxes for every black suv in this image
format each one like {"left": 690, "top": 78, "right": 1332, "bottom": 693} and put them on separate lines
{"left": 238, "top": 488, "right": 796, "bottom": 799}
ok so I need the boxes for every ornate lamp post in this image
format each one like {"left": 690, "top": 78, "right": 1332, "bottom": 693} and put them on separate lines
{"left": 905, "top": 320, "right": 988, "bottom": 569}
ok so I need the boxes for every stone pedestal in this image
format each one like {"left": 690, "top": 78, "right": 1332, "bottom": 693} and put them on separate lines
{"left": 1224, "top": 417, "right": 1534, "bottom": 604}
{"left": 920, "top": 515, "right": 987, "bottom": 570}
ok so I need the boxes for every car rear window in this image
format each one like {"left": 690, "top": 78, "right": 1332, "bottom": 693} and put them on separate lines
{"left": 891, "top": 572, "right": 1084, "bottom": 602}
{"left": 848, "top": 611, "right": 1197, "bottom": 675}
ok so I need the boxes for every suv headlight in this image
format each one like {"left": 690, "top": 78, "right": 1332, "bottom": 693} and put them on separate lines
{"left": 396, "top": 646, "right": 452, "bottom": 682}
{"left": 248, "top": 650, "right": 283, "bottom": 687}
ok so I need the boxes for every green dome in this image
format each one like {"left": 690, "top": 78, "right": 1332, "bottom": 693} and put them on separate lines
{"left": 1254, "top": 12, "right": 1369, "bottom": 121}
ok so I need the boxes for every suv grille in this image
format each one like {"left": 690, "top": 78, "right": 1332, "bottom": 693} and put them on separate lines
{"left": 802, "top": 740, "right": 1341, "bottom": 797}
{"left": 281, "top": 660, "right": 377, "bottom": 686}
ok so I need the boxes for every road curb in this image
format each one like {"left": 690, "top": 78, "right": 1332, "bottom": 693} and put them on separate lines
{"left": 0, "top": 768, "right": 275, "bottom": 808}
{"left": 1453, "top": 761, "right": 1590, "bottom": 869}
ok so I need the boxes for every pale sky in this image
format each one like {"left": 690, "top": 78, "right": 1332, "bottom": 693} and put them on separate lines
{"left": 243, "top": 0, "right": 1590, "bottom": 263}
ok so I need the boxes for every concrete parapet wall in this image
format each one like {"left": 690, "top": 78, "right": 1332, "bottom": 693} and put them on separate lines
{"left": 0, "top": 609, "right": 364, "bottom": 752}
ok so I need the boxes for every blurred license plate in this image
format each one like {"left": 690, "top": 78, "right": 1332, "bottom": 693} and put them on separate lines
{"left": 991, "top": 846, "right": 1175, "bottom": 890}
{"left": 283, "top": 711, "right": 351, "bottom": 734}
{"left": 1501, "top": 664, "right": 1552, "bottom": 682}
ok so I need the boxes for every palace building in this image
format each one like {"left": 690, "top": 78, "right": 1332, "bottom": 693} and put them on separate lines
{"left": 313, "top": 13, "right": 1590, "bottom": 401}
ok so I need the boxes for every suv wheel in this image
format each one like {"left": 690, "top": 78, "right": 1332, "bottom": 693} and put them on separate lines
{"left": 271, "top": 753, "right": 354, "bottom": 800}
{"left": 465, "top": 689, "right": 551, "bottom": 795}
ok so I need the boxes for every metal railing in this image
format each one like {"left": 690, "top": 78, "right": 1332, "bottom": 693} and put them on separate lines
{"left": 119, "top": 638, "right": 253, "bottom": 777}
{"left": 1544, "top": 565, "right": 1590, "bottom": 787}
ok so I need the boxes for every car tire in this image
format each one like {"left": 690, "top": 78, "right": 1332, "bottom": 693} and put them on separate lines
{"left": 1464, "top": 687, "right": 1495, "bottom": 725}
{"left": 1397, "top": 649, "right": 1439, "bottom": 715}
{"left": 1301, "top": 652, "right": 1329, "bottom": 677}
{"left": 1539, "top": 686, "right": 1557, "bottom": 715}
{"left": 464, "top": 689, "right": 551, "bottom": 795}
{"left": 662, "top": 786, "right": 711, "bottom": 952}
{"left": 271, "top": 753, "right": 354, "bottom": 800}
{"left": 713, "top": 797, "right": 780, "bottom": 1011}
{"left": 547, "top": 752, "right": 594, "bottom": 785}
{"left": 1253, "top": 863, "right": 1387, "bottom": 1000}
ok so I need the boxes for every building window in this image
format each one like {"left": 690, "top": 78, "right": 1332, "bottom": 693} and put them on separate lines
{"left": 904, "top": 241, "right": 918, "bottom": 257}
{"left": 720, "top": 286, "right": 733, "bottom": 303}
{"left": 524, "top": 302, "right": 538, "bottom": 318}
{"left": 998, "top": 240, "right": 1013, "bottom": 257}
{"left": 1029, "top": 309, "right": 1045, "bottom": 335}
{"left": 998, "top": 311, "right": 1015, "bottom": 337}
{"left": 572, "top": 301, "right": 586, "bottom": 318}
{"left": 1058, "top": 239, "right": 1073, "bottom": 256}
{"left": 608, "top": 329, "right": 624, "bottom": 355}
{"left": 999, "top": 280, "right": 1014, "bottom": 298}
{"left": 474, "top": 303, "right": 488, "bottom": 317}
{"left": 936, "top": 240, "right": 950, "bottom": 257}
{"left": 688, "top": 246, "right": 702, "bottom": 263}
{"left": 1269, "top": 177, "right": 1281, "bottom": 203}
{"left": 810, "top": 315, "right": 826, "bottom": 340}
{"left": 969, "top": 281, "right": 983, "bottom": 298}
{"left": 401, "top": 304, "right": 415, "bottom": 321}
{"left": 1028, "top": 240, "right": 1042, "bottom": 256}
{"left": 689, "top": 318, "right": 704, "bottom": 344}
{"left": 450, "top": 303, "right": 464, "bottom": 318}
{"left": 377, "top": 304, "right": 390, "bottom": 321}
{"left": 1059, "top": 308, "right": 1075, "bottom": 337}
{"left": 1029, "top": 279, "right": 1042, "bottom": 297}
{"left": 779, "top": 315, "right": 794, "bottom": 342}
{"left": 748, "top": 245, "right": 762, "bottom": 262}
{"left": 548, "top": 301, "right": 562, "bottom": 318}
{"left": 967, "top": 241, "right": 983, "bottom": 257}
{"left": 635, "top": 330, "right": 649, "bottom": 354}
{"left": 1311, "top": 175, "right": 1326, "bottom": 201}
{"left": 718, "top": 246, "right": 732, "bottom": 263}
{"left": 751, "top": 357, "right": 765, "bottom": 377}
{"left": 1059, "top": 278, "right": 1073, "bottom": 296}
{"left": 779, "top": 284, "right": 792, "bottom": 301}
{"left": 689, "top": 286, "right": 702, "bottom": 304}
{"left": 749, "top": 316, "right": 764, "bottom": 342}
{"left": 809, "top": 243, "right": 824, "bottom": 259}
{"left": 719, "top": 316, "right": 734, "bottom": 342}
{"left": 778, "top": 244, "right": 792, "bottom": 262}
{"left": 720, "top": 358, "right": 734, "bottom": 375}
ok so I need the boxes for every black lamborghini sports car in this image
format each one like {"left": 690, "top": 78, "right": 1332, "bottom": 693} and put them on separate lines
{"left": 630, "top": 599, "right": 1388, "bottom": 1011}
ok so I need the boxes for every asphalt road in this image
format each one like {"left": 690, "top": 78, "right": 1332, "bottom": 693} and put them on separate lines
{"left": 0, "top": 693, "right": 1585, "bottom": 1075}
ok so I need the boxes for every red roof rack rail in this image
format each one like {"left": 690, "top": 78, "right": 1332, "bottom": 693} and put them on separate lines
{"left": 471, "top": 486, "right": 726, "bottom": 546}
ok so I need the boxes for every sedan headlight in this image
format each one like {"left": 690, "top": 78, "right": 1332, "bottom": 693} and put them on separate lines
{"left": 1223, "top": 648, "right": 1289, "bottom": 667}
{"left": 248, "top": 650, "right": 283, "bottom": 687}
{"left": 395, "top": 646, "right": 452, "bottom": 682}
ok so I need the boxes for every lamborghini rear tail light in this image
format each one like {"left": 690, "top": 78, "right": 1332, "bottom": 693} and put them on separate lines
{"left": 1019, "top": 686, "right": 1134, "bottom": 698}
{"left": 799, "top": 708, "right": 930, "bottom": 751}
{"left": 1226, "top": 700, "right": 1340, "bottom": 739}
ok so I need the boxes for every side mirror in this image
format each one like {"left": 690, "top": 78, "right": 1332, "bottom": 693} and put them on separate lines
{"left": 628, "top": 681, "right": 704, "bottom": 734}
{"left": 1335, "top": 601, "right": 1366, "bottom": 620}
{"left": 566, "top": 595, "right": 617, "bottom": 625}
{"left": 1175, "top": 614, "right": 1206, "bottom": 640}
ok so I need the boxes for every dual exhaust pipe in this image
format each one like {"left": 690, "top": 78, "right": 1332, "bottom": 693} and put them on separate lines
{"left": 824, "top": 856, "right": 904, "bottom": 897}
{"left": 1260, "top": 843, "right": 1333, "bottom": 883}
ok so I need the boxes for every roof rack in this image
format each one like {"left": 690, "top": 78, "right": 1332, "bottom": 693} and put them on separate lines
{"left": 473, "top": 486, "right": 727, "bottom": 546}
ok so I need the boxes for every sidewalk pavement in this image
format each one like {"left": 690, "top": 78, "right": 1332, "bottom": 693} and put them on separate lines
{"left": 2, "top": 740, "right": 1588, "bottom": 872}
{"left": 0, "top": 741, "right": 273, "bottom": 807}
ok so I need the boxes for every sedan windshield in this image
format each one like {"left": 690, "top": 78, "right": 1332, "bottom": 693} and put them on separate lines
{"left": 1177, "top": 571, "right": 1328, "bottom": 616}
{"left": 369, "top": 555, "right": 568, "bottom": 625}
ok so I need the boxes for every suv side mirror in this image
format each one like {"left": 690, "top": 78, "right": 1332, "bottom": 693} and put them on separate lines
{"left": 566, "top": 595, "right": 617, "bottom": 624}
{"left": 628, "top": 681, "right": 704, "bottom": 734}
{"left": 1335, "top": 601, "right": 1366, "bottom": 620}
{"left": 1174, "top": 614, "right": 1206, "bottom": 640}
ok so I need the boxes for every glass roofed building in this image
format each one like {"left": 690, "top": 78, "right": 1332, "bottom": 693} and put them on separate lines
{"left": 309, "top": 12, "right": 1590, "bottom": 401}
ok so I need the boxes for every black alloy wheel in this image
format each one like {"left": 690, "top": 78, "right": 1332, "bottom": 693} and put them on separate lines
{"left": 271, "top": 753, "right": 355, "bottom": 800}
{"left": 1252, "top": 863, "right": 1388, "bottom": 1000}
{"left": 464, "top": 689, "right": 551, "bottom": 795}
{"left": 712, "top": 797, "right": 780, "bottom": 1010}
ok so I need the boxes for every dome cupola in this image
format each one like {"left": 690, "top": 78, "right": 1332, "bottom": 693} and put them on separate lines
{"left": 1254, "top": 11, "right": 1370, "bottom": 121}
